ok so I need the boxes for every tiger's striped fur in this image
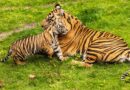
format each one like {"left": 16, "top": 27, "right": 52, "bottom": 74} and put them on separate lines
{"left": 1, "top": 24, "right": 68, "bottom": 65}
{"left": 41, "top": 4, "right": 130, "bottom": 66}
{"left": 84, "top": 38, "right": 130, "bottom": 63}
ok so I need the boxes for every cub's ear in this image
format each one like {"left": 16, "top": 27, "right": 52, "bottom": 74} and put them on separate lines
{"left": 55, "top": 3, "right": 61, "bottom": 9}
{"left": 55, "top": 3, "right": 64, "bottom": 16}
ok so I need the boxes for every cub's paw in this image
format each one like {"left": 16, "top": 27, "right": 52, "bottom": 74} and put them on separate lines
{"left": 14, "top": 60, "right": 26, "bottom": 65}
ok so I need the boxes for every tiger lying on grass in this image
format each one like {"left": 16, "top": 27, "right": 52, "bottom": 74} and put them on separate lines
{"left": 1, "top": 23, "right": 68, "bottom": 65}
{"left": 41, "top": 4, "right": 130, "bottom": 67}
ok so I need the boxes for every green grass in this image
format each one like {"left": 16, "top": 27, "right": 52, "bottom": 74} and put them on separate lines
{"left": 0, "top": 0, "right": 72, "bottom": 32}
{"left": 0, "top": 0, "right": 130, "bottom": 90}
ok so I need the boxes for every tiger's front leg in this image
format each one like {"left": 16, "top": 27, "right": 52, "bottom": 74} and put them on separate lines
{"left": 81, "top": 51, "right": 94, "bottom": 67}
{"left": 52, "top": 38, "right": 68, "bottom": 61}
{"left": 82, "top": 53, "right": 97, "bottom": 67}
{"left": 71, "top": 53, "right": 96, "bottom": 67}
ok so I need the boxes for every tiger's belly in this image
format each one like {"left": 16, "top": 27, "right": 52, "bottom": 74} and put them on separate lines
{"left": 60, "top": 42, "right": 78, "bottom": 56}
{"left": 86, "top": 46, "right": 129, "bottom": 63}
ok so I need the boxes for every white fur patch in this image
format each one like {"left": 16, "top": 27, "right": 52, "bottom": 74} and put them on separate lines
{"left": 56, "top": 6, "right": 61, "bottom": 9}
{"left": 54, "top": 47, "right": 60, "bottom": 52}
{"left": 119, "top": 56, "right": 127, "bottom": 63}
{"left": 127, "top": 57, "right": 130, "bottom": 62}
{"left": 57, "top": 52, "right": 62, "bottom": 56}
{"left": 83, "top": 54, "right": 86, "bottom": 60}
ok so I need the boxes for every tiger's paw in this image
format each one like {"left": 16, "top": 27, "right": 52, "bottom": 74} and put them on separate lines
{"left": 14, "top": 60, "right": 26, "bottom": 65}
{"left": 84, "top": 63, "right": 93, "bottom": 68}
{"left": 60, "top": 57, "right": 68, "bottom": 61}
{"left": 71, "top": 60, "right": 92, "bottom": 68}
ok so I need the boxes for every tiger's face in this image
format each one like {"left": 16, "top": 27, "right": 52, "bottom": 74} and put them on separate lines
{"left": 41, "top": 4, "right": 72, "bottom": 35}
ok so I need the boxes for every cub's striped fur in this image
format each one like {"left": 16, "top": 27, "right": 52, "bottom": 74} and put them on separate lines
{"left": 1, "top": 24, "right": 68, "bottom": 65}
{"left": 41, "top": 4, "right": 130, "bottom": 66}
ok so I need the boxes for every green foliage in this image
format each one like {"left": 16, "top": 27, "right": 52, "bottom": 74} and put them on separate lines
{"left": 0, "top": 0, "right": 130, "bottom": 90}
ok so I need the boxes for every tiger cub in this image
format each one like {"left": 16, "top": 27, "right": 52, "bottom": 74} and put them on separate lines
{"left": 1, "top": 24, "right": 68, "bottom": 65}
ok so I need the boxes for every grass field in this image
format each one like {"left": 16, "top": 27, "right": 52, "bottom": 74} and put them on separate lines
{"left": 0, "top": 0, "right": 130, "bottom": 90}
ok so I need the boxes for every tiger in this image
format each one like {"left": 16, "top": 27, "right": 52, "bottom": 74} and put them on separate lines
{"left": 41, "top": 4, "right": 130, "bottom": 67}
{"left": 1, "top": 23, "right": 68, "bottom": 65}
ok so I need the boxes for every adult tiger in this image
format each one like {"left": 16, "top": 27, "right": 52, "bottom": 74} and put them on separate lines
{"left": 1, "top": 23, "right": 68, "bottom": 65}
{"left": 41, "top": 4, "right": 130, "bottom": 67}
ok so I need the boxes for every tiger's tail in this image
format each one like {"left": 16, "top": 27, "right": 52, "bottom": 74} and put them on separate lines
{"left": 121, "top": 70, "right": 130, "bottom": 80}
{"left": 121, "top": 50, "right": 130, "bottom": 80}
{"left": 1, "top": 49, "right": 12, "bottom": 62}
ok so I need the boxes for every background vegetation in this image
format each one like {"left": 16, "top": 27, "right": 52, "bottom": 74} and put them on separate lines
{"left": 0, "top": 0, "right": 130, "bottom": 90}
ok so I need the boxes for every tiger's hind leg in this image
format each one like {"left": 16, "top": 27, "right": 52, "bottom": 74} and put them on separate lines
{"left": 71, "top": 51, "right": 96, "bottom": 67}
{"left": 71, "top": 60, "right": 93, "bottom": 67}
{"left": 71, "top": 56, "right": 95, "bottom": 68}
{"left": 13, "top": 56, "right": 26, "bottom": 65}
{"left": 82, "top": 51, "right": 96, "bottom": 67}
{"left": 83, "top": 58, "right": 96, "bottom": 67}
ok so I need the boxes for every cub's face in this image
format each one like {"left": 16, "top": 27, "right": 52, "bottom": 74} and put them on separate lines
{"left": 41, "top": 4, "right": 71, "bottom": 34}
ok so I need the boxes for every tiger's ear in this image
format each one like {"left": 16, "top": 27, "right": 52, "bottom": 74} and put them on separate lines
{"left": 55, "top": 3, "right": 61, "bottom": 10}
{"left": 55, "top": 4, "right": 64, "bottom": 16}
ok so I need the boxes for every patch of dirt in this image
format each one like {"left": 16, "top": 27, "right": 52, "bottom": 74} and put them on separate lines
{"left": 0, "top": 23, "right": 36, "bottom": 41}
{"left": 0, "top": 1, "right": 82, "bottom": 41}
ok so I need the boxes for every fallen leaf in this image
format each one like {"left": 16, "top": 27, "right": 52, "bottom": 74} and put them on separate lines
{"left": 29, "top": 74, "right": 36, "bottom": 80}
